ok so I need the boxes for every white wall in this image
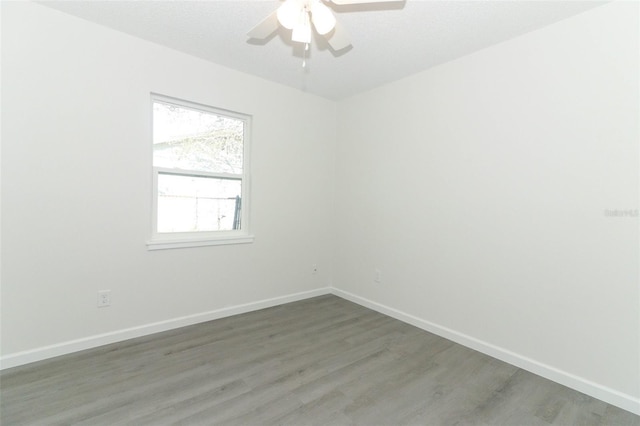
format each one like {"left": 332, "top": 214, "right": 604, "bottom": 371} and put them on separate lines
{"left": 1, "top": 2, "right": 335, "bottom": 358}
{"left": 335, "top": 1, "right": 639, "bottom": 411}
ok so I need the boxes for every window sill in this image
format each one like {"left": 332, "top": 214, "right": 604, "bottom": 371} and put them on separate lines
{"left": 146, "top": 234, "right": 255, "bottom": 251}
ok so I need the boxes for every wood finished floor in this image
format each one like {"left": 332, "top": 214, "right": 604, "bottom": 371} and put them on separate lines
{"left": 1, "top": 295, "right": 638, "bottom": 425}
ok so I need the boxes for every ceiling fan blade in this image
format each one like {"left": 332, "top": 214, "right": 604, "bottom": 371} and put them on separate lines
{"left": 326, "top": 20, "right": 351, "bottom": 51}
{"left": 331, "top": 0, "right": 403, "bottom": 4}
{"left": 247, "top": 11, "right": 279, "bottom": 39}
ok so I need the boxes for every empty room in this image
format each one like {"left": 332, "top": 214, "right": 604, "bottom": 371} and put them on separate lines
{"left": 1, "top": 0, "right": 638, "bottom": 424}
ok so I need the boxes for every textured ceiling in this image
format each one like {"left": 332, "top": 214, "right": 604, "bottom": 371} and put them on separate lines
{"left": 39, "top": 0, "right": 606, "bottom": 100}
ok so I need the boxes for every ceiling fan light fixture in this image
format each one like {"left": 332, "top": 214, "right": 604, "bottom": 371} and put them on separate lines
{"left": 291, "top": 11, "right": 312, "bottom": 44}
{"left": 310, "top": 1, "right": 336, "bottom": 35}
{"left": 277, "top": 0, "right": 299, "bottom": 30}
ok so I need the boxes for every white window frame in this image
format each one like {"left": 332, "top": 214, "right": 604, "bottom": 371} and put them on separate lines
{"left": 146, "top": 94, "right": 253, "bottom": 250}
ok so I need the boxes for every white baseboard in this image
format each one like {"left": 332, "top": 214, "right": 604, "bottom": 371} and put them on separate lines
{"left": 0, "top": 287, "right": 331, "bottom": 371}
{"left": 2, "top": 286, "right": 638, "bottom": 416}
{"left": 330, "top": 287, "right": 640, "bottom": 416}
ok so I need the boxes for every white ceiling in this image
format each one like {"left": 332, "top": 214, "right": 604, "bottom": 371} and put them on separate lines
{"left": 39, "top": 0, "right": 606, "bottom": 100}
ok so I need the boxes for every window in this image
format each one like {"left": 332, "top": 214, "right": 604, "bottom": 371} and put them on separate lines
{"left": 147, "top": 95, "right": 253, "bottom": 250}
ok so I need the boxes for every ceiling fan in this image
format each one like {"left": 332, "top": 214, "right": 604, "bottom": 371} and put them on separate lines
{"left": 248, "top": 0, "right": 403, "bottom": 52}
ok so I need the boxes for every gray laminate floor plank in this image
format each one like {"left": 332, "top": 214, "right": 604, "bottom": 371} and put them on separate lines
{"left": 1, "top": 295, "right": 638, "bottom": 425}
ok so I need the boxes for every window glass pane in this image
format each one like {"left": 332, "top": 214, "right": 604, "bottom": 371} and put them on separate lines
{"left": 157, "top": 173, "right": 242, "bottom": 233}
{"left": 153, "top": 102, "right": 243, "bottom": 174}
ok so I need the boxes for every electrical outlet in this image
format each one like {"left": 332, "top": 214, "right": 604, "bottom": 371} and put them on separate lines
{"left": 312, "top": 264, "right": 318, "bottom": 275}
{"left": 97, "top": 290, "right": 111, "bottom": 308}
{"left": 374, "top": 269, "right": 381, "bottom": 284}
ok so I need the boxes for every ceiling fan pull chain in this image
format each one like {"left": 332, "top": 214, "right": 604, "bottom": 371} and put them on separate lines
{"left": 302, "top": 42, "right": 310, "bottom": 68}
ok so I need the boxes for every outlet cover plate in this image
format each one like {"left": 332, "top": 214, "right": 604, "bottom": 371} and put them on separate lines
{"left": 97, "top": 290, "right": 111, "bottom": 308}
